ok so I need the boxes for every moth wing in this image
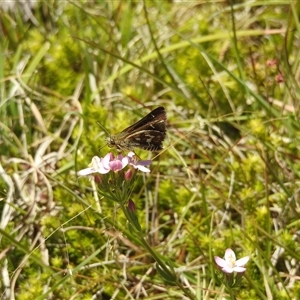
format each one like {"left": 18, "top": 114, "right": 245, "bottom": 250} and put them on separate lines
{"left": 121, "top": 106, "right": 166, "bottom": 134}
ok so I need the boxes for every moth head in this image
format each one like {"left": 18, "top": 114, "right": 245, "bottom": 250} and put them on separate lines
{"left": 105, "top": 136, "right": 126, "bottom": 152}
{"left": 105, "top": 136, "right": 115, "bottom": 148}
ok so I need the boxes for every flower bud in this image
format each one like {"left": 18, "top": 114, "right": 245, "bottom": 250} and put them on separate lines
{"left": 94, "top": 174, "right": 102, "bottom": 184}
{"left": 128, "top": 199, "right": 136, "bottom": 212}
{"left": 125, "top": 169, "right": 133, "bottom": 181}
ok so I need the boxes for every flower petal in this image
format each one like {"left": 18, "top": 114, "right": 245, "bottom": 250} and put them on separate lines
{"left": 232, "top": 266, "right": 246, "bottom": 273}
{"left": 91, "top": 156, "right": 102, "bottom": 169}
{"left": 77, "top": 167, "right": 96, "bottom": 176}
{"left": 134, "top": 164, "right": 150, "bottom": 172}
{"left": 224, "top": 248, "right": 236, "bottom": 261}
{"left": 121, "top": 156, "right": 130, "bottom": 168}
{"left": 78, "top": 156, "right": 108, "bottom": 176}
{"left": 235, "top": 256, "right": 250, "bottom": 267}
{"left": 222, "top": 266, "right": 234, "bottom": 273}
{"left": 109, "top": 160, "right": 124, "bottom": 172}
{"left": 127, "top": 151, "right": 135, "bottom": 158}
{"left": 129, "top": 158, "right": 152, "bottom": 173}
{"left": 214, "top": 256, "right": 228, "bottom": 268}
{"left": 102, "top": 153, "right": 113, "bottom": 169}
{"left": 138, "top": 159, "right": 152, "bottom": 166}
{"left": 91, "top": 156, "right": 111, "bottom": 174}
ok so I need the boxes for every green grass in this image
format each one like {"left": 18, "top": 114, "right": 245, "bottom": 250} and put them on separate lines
{"left": 1, "top": 1, "right": 300, "bottom": 299}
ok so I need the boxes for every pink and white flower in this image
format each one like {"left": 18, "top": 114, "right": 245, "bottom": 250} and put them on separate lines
{"left": 214, "top": 248, "right": 249, "bottom": 273}
{"left": 78, "top": 152, "right": 151, "bottom": 177}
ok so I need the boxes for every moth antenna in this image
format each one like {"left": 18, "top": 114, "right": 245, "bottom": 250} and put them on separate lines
{"left": 98, "top": 144, "right": 107, "bottom": 152}
{"left": 97, "top": 121, "right": 110, "bottom": 135}
{"left": 97, "top": 121, "right": 110, "bottom": 153}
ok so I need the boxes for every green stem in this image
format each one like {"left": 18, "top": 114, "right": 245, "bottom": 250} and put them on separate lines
{"left": 121, "top": 203, "right": 196, "bottom": 300}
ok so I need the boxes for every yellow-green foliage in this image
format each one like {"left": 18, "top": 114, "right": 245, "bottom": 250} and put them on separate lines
{"left": 2, "top": 2, "right": 300, "bottom": 299}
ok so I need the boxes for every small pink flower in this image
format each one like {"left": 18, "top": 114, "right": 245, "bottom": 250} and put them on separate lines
{"left": 214, "top": 248, "right": 249, "bottom": 273}
{"left": 77, "top": 156, "right": 109, "bottom": 176}
{"left": 266, "top": 59, "right": 277, "bottom": 67}
{"left": 127, "top": 151, "right": 151, "bottom": 173}
{"left": 78, "top": 152, "right": 152, "bottom": 176}
{"left": 108, "top": 154, "right": 129, "bottom": 172}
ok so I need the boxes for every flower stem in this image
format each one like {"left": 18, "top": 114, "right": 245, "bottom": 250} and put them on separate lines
{"left": 121, "top": 202, "right": 196, "bottom": 300}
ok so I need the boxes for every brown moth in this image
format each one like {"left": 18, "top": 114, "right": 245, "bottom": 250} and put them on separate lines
{"left": 105, "top": 106, "right": 167, "bottom": 152}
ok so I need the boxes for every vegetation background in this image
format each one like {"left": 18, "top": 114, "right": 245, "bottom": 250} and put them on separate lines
{"left": 1, "top": 1, "right": 300, "bottom": 299}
